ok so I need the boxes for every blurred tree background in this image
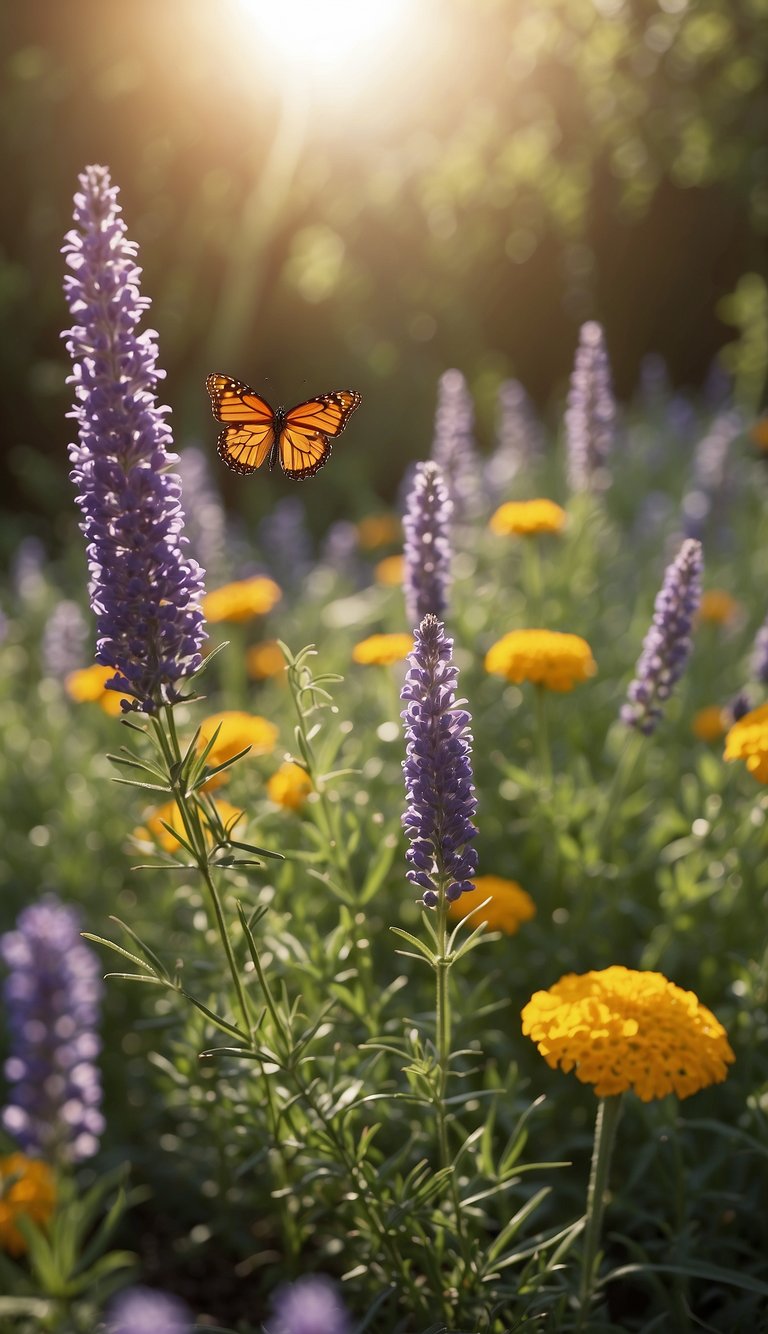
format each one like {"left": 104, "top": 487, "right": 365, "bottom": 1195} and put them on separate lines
{"left": 2, "top": 0, "right": 768, "bottom": 558}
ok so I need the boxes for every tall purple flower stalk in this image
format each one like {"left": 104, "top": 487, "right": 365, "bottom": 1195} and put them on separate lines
{"left": 681, "top": 411, "right": 741, "bottom": 546}
{"left": 401, "top": 615, "right": 478, "bottom": 906}
{"left": 62, "top": 165, "right": 206, "bottom": 712}
{"left": 431, "top": 369, "right": 485, "bottom": 519}
{"left": 108, "top": 1287, "right": 191, "bottom": 1334}
{"left": 1, "top": 896, "right": 104, "bottom": 1164}
{"left": 486, "top": 378, "right": 544, "bottom": 500}
{"left": 402, "top": 461, "right": 453, "bottom": 626}
{"left": 621, "top": 538, "right": 703, "bottom": 735}
{"left": 176, "top": 446, "right": 229, "bottom": 590}
{"left": 565, "top": 321, "right": 617, "bottom": 493}
{"left": 270, "top": 1276, "right": 350, "bottom": 1334}
{"left": 42, "top": 598, "right": 88, "bottom": 680}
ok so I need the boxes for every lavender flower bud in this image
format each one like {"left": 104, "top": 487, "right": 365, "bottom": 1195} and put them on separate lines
{"left": 565, "top": 321, "right": 617, "bottom": 493}
{"left": 681, "top": 411, "right": 741, "bottom": 544}
{"left": 62, "top": 165, "right": 206, "bottom": 713}
{"left": 401, "top": 615, "right": 478, "bottom": 906}
{"left": 402, "top": 462, "right": 453, "bottom": 626}
{"left": 270, "top": 1276, "right": 350, "bottom": 1334}
{"left": 108, "top": 1287, "right": 191, "bottom": 1334}
{"left": 621, "top": 538, "right": 703, "bottom": 735}
{"left": 1, "top": 895, "right": 104, "bottom": 1164}
{"left": 485, "top": 378, "right": 544, "bottom": 500}
{"left": 431, "top": 369, "right": 485, "bottom": 519}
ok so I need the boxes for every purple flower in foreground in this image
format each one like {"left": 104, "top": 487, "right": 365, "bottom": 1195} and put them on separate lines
{"left": 108, "top": 1287, "right": 190, "bottom": 1334}
{"left": 565, "top": 321, "right": 616, "bottom": 493}
{"left": 431, "top": 368, "right": 485, "bottom": 519}
{"left": 621, "top": 538, "right": 703, "bottom": 736}
{"left": 401, "top": 615, "right": 478, "bottom": 906}
{"left": 403, "top": 461, "right": 453, "bottom": 626}
{"left": 270, "top": 1276, "right": 350, "bottom": 1334}
{"left": 1, "top": 896, "right": 104, "bottom": 1164}
{"left": 62, "top": 164, "right": 206, "bottom": 712}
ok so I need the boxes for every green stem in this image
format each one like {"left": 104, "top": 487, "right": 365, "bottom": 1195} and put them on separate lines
{"left": 597, "top": 727, "right": 646, "bottom": 853}
{"left": 435, "top": 896, "right": 451, "bottom": 1172}
{"left": 521, "top": 535, "right": 543, "bottom": 618}
{"left": 534, "top": 683, "right": 553, "bottom": 788}
{"left": 579, "top": 1094, "right": 624, "bottom": 1321}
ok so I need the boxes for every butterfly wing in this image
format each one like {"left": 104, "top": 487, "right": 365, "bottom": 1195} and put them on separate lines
{"left": 206, "top": 373, "right": 277, "bottom": 474}
{"left": 279, "top": 390, "right": 362, "bottom": 480}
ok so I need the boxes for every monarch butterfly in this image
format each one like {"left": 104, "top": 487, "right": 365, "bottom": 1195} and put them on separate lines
{"left": 206, "top": 373, "right": 362, "bottom": 480}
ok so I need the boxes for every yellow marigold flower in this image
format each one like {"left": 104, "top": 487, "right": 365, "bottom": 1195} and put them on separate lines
{"left": 750, "top": 416, "right": 768, "bottom": 452}
{"left": 267, "top": 761, "right": 313, "bottom": 810}
{"left": 198, "top": 711, "right": 279, "bottom": 773}
{"left": 357, "top": 513, "right": 401, "bottom": 549}
{"left": 0, "top": 1154, "right": 56, "bottom": 1256}
{"left": 448, "top": 875, "right": 535, "bottom": 935}
{"left": 692, "top": 706, "right": 727, "bottom": 742}
{"left": 203, "top": 576, "right": 281, "bottom": 624}
{"left": 485, "top": 629, "right": 596, "bottom": 692}
{"left": 490, "top": 499, "right": 566, "bottom": 537}
{"left": 724, "top": 703, "right": 768, "bottom": 784}
{"left": 374, "top": 554, "right": 405, "bottom": 586}
{"left": 136, "top": 798, "right": 245, "bottom": 852}
{"left": 352, "top": 633, "right": 414, "bottom": 666}
{"left": 697, "top": 589, "right": 741, "bottom": 625}
{"left": 522, "top": 966, "right": 734, "bottom": 1101}
{"left": 246, "top": 640, "right": 286, "bottom": 680}
{"left": 65, "top": 664, "right": 128, "bottom": 715}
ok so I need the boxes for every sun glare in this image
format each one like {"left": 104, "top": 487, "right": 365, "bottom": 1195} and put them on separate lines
{"left": 239, "top": 0, "right": 414, "bottom": 80}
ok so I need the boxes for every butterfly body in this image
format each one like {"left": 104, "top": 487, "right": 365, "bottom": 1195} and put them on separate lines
{"left": 206, "top": 373, "right": 361, "bottom": 480}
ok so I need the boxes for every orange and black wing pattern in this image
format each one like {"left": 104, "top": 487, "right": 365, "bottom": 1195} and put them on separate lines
{"left": 279, "top": 390, "right": 362, "bottom": 480}
{"left": 206, "top": 373, "right": 277, "bottom": 475}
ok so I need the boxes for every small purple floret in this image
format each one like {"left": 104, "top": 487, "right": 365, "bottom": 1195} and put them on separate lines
{"left": 621, "top": 538, "right": 703, "bottom": 735}
{"left": 108, "top": 1287, "right": 191, "bottom": 1334}
{"left": 402, "top": 461, "right": 453, "bottom": 626}
{"left": 62, "top": 164, "right": 206, "bottom": 712}
{"left": 270, "top": 1275, "right": 350, "bottom": 1334}
{"left": 401, "top": 615, "right": 478, "bottom": 905}
{"left": 565, "top": 321, "right": 617, "bottom": 493}
{"left": 1, "top": 896, "right": 104, "bottom": 1164}
{"left": 431, "top": 369, "right": 485, "bottom": 519}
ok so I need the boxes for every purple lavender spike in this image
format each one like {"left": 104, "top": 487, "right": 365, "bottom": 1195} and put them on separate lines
{"left": 258, "top": 496, "right": 313, "bottom": 591}
{"left": 62, "top": 165, "right": 206, "bottom": 713}
{"left": 486, "top": 378, "right": 544, "bottom": 500}
{"left": 270, "top": 1275, "right": 350, "bottom": 1334}
{"left": 1, "top": 896, "right": 104, "bottom": 1164}
{"left": 565, "top": 321, "right": 617, "bottom": 493}
{"left": 176, "top": 445, "right": 228, "bottom": 589}
{"left": 621, "top": 538, "right": 703, "bottom": 735}
{"left": 402, "top": 461, "right": 453, "bottom": 626}
{"left": 42, "top": 599, "right": 89, "bottom": 680}
{"left": 430, "top": 369, "right": 485, "bottom": 519}
{"left": 401, "top": 615, "right": 478, "bottom": 906}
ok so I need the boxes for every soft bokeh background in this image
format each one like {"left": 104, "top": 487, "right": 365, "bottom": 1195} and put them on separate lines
{"left": 3, "top": 0, "right": 768, "bottom": 555}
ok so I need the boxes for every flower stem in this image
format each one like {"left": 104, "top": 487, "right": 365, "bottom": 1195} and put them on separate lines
{"left": 435, "top": 893, "right": 452, "bottom": 1171}
{"left": 578, "top": 1094, "right": 624, "bottom": 1321}
{"left": 521, "top": 535, "right": 543, "bottom": 618}
{"left": 533, "top": 683, "right": 553, "bottom": 787}
{"left": 597, "top": 727, "right": 645, "bottom": 852}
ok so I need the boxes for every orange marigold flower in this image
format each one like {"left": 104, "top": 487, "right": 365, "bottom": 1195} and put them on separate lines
{"left": 136, "top": 798, "right": 245, "bottom": 853}
{"left": 522, "top": 966, "right": 734, "bottom": 1101}
{"left": 490, "top": 499, "right": 566, "bottom": 537}
{"left": 0, "top": 1154, "right": 56, "bottom": 1256}
{"left": 198, "top": 711, "right": 279, "bottom": 773}
{"left": 357, "top": 513, "right": 401, "bottom": 549}
{"left": 246, "top": 640, "right": 286, "bottom": 680}
{"left": 448, "top": 875, "right": 535, "bottom": 935}
{"left": 203, "top": 576, "right": 281, "bottom": 624}
{"left": 697, "top": 589, "right": 741, "bottom": 625}
{"left": 724, "top": 703, "right": 768, "bottom": 784}
{"left": 352, "top": 633, "right": 414, "bottom": 666}
{"left": 485, "top": 629, "right": 596, "bottom": 691}
{"left": 374, "top": 554, "right": 405, "bottom": 586}
{"left": 64, "top": 664, "right": 128, "bottom": 715}
{"left": 267, "top": 761, "right": 313, "bottom": 811}
{"left": 692, "top": 706, "right": 727, "bottom": 742}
